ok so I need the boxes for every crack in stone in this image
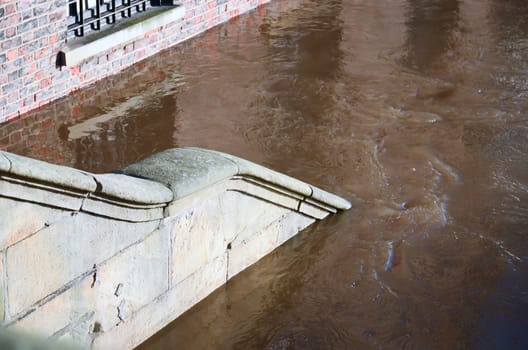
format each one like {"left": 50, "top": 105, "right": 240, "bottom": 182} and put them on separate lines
{"left": 225, "top": 242, "right": 232, "bottom": 282}
{"left": 117, "top": 299, "right": 127, "bottom": 322}
{"left": 90, "top": 264, "right": 97, "bottom": 288}
{"left": 3, "top": 251, "right": 10, "bottom": 323}
{"left": 3, "top": 154, "right": 13, "bottom": 173}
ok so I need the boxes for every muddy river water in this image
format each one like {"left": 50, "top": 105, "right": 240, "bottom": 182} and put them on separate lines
{"left": 1, "top": 0, "right": 528, "bottom": 348}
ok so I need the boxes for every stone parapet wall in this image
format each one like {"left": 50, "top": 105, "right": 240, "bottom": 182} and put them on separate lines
{"left": 0, "top": 0, "right": 270, "bottom": 123}
{"left": 0, "top": 147, "right": 350, "bottom": 349}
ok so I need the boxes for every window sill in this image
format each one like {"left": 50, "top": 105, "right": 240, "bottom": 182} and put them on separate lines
{"left": 59, "top": 5, "right": 185, "bottom": 67}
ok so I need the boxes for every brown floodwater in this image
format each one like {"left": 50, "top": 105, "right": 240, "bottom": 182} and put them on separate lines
{"left": 2, "top": 0, "right": 528, "bottom": 348}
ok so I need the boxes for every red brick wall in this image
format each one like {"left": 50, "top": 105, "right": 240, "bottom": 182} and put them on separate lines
{"left": 0, "top": 0, "right": 270, "bottom": 123}
{"left": 0, "top": 0, "right": 68, "bottom": 122}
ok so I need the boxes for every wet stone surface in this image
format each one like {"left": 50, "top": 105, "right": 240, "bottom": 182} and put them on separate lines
{"left": 1, "top": 0, "right": 528, "bottom": 349}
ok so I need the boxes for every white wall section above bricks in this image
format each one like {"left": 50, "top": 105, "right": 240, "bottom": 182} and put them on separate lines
{"left": 60, "top": 5, "right": 186, "bottom": 67}
{"left": 0, "top": 147, "right": 351, "bottom": 349}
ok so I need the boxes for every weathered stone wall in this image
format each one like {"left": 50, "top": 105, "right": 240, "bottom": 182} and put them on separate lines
{"left": 0, "top": 0, "right": 270, "bottom": 123}
{"left": 0, "top": 147, "right": 350, "bottom": 349}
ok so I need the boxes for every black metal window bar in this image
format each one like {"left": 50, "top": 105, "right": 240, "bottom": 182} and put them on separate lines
{"left": 68, "top": 0, "right": 153, "bottom": 38}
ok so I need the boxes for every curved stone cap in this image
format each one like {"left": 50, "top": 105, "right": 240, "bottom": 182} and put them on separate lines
{"left": 93, "top": 173, "right": 173, "bottom": 205}
{"left": 0, "top": 151, "right": 97, "bottom": 193}
{"left": 121, "top": 147, "right": 351, "bottom": 211}
{"left": 195, "top": 148, "right": 352, "bottom": 210}
{"left": 0, "top": 148, "right": 350, "bottom": 213}
{"left": 0, "top": 151, "right": 173, "bottom": 206}
{"left": 121, "top": 148, "right": 237, "bottom": 200}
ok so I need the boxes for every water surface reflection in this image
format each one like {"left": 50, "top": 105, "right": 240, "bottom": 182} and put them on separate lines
{"left": 1, "top": 0, "right": 527, "bottom": 348}
{"left": 403, "top": 0, "right": 460, "bottom": 72}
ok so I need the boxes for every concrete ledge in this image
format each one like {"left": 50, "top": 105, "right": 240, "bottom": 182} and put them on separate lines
{"left": 60, "top": 5, "right": 185, "bottom": 67}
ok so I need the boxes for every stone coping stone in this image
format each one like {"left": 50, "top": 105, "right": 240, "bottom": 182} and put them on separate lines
{"left": 0, "top": 148, "right": 350, "bottom": 210}
{"left": 310, "top": 186, "right": 352, "bottom": 210}
{"left": 121, "top": 148, "right": 238, "bottom": 199}
{"left": 0, "top": 151, "right": 172, "bottom": 206}
{"left": 93, "top": 173, "right": 173, "bottom": 204}
{"left": 122, "top": 148, "right": 351, "bottom": 210}
{"left": 0, "top": 151, "right": 97, "bottom": 193}
{"left": 189, "top": 148, "right": 313, "bottom": 197}
{"left": 188, "top": 148, "right": 351, "bottom": 210}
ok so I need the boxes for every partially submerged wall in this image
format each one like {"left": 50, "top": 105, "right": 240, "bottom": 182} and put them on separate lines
{"left": 0, "top": 147, "right": 350, "bottom": 349}
{"left": 0, "top": 0, "right": 270, "bottom": 122}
